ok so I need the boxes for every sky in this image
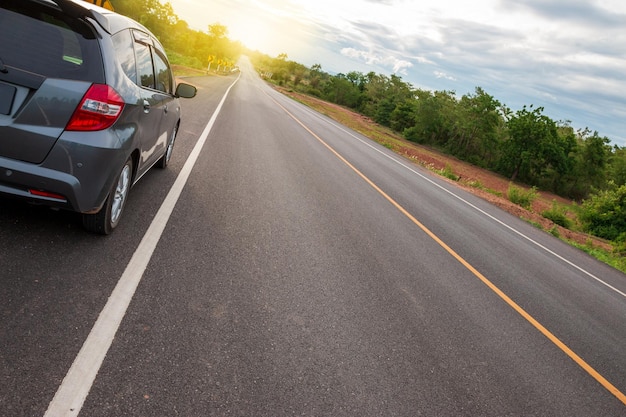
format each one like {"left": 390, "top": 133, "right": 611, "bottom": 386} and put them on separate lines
{"left": 169, "top": 0, "right": 626, "bottom": 146}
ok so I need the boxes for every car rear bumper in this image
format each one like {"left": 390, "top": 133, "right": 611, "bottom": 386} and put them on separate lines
{"left": 0, "top": 134, "right": 129, "bottom": 213}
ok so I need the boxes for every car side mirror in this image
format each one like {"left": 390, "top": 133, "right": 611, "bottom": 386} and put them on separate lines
{"left": 175, "top": 83, "right": 197, "bottom": 98}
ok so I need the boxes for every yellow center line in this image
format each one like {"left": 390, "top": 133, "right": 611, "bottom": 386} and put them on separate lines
{"left": 268, "top": 91, "right": 626, "bottom": 405}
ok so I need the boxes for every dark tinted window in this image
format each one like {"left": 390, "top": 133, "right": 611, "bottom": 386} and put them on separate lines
{"left": 0, "top": 2, "right": 104, "bottom": 82}
{"left": 112, "top": 29, "right": 137, "bottom": 83}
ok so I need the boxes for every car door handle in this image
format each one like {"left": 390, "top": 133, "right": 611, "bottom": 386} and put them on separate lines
{"left": 143, "top": 100, "right": 150, "bottom": 113}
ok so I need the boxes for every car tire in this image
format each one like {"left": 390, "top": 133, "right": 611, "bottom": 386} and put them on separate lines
{"left": 157, "top": 124, "right": 178, "bottom": 169}
{"left": 83, "top": 157, "right": 133, "bottom": 234}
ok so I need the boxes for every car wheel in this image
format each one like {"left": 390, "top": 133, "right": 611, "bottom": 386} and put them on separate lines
{"left": 83, "top": 158, "right": 133, "bottom": 234}
{"left": 158, "top": 124, "right": 178, "bottom": 169}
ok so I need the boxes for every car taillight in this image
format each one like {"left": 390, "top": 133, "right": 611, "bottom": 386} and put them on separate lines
{"left": 66, "top": 84, "right": 124, "bottom": 131}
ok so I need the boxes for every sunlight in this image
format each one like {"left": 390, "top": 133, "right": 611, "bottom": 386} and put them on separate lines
{"left": 227, "top": 2, "right": 309, "bottom": 57}
{"left": 169, "top": 0, "right": 315, "bottom": 59}
{"left": 229, "top": 15, "right": 274, "bottom": 52}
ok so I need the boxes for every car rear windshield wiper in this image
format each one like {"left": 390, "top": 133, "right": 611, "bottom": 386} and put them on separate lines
{"left": 0, "top": 56, "right": 8, "bottom": 73}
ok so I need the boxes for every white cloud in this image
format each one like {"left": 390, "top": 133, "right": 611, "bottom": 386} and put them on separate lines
{"left": 434, "top": 71, "right": 456, "bottom": 81}
{"left": 340, "top": 48, "right": 413, "bottom": 75}
{"left": 391, "top": 59, "right": 413, "bottom": 74}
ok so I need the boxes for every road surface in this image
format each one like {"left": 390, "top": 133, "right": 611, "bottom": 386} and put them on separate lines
{"left": 1, "top": 57, "right": 625, "bottom": 416}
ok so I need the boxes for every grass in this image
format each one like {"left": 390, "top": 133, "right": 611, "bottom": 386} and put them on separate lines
{"left": 523, "top": 218, "right": 544, "bottom": 230}
{"left": 522, "top": 217, "right": 626, "bottom": 274}
{"left": 172, "top": 65, "right": 211, "bottom": 77}
{"left": 548, "top": 225, "right": 560, "bottom": 238}
{"left": 571, "top": 242, "right": 626, "bottom": 273}
{"left": 507, "top": 184, "right": 537, "bottom": 210}
{"left": 466, "top": 180, "right": 503, "bottom": 197}
{"left": 436, "top": 164, "right": 459, "bottom": 181}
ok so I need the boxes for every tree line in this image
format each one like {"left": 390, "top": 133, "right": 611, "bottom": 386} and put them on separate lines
{"left": 111, "top": 0, "right": 242, "bottom": 70}
{"left": 251, "top": 53, "right": 626, "bottom": 247}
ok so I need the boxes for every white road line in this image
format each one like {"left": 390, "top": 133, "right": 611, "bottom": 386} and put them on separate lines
{"left": 44, "top": 74, "right": 239, "bottom": 417}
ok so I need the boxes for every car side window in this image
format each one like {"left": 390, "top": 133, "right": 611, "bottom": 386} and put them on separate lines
{"left": 112, "top": 29, "right": 137, "bottom": 83}
{"left": 135, "top": 42, "right": 155, "bottom": 90}
{"left": 118, "top": 30, "right": 172, "bottom": 94}
{"left": 153, "top": 49, "right": 172, "bottom": 94}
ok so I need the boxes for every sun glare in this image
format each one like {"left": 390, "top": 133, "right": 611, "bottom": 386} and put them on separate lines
{"left": 169, "top": 0, "right": 313, "bottom": 58}
{"left": 230, "top": 16, "right": 274, "bottom": 52}
{"left": 227, "top": 2, "right": 310, "bottom": 57}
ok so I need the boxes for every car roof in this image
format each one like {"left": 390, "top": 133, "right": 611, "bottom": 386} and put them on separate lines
{"left": 40, "top": 0, "right": 151, "bottom": 35}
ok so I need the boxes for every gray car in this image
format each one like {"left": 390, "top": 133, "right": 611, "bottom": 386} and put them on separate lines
{"left": 0, "top": 0, "right": 197, "bottom": 233}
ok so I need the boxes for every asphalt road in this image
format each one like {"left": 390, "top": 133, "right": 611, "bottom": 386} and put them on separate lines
{"left": 1, "top": 57, "right": 625, "bottom": 416}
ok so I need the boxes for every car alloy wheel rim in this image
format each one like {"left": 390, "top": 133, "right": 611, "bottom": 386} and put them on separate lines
{"left": 111, "top": 163, "right": 131, "bottom": 224}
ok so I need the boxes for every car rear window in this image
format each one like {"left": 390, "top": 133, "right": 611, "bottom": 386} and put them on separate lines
{"left": 0, "top": 2, "right": 104, "bottom": 82}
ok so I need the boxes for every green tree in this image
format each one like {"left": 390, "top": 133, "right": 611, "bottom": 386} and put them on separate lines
{"left": 404, "top": 90, "right": 456, "bottom": 146}
{"left": 113, "top": 0, "right": 179, "bottom": 47}
{"left": 608, "top": 146, "right": 626, "bottom": 187}
{"left": 207, "top": 23, "right": 229, "bottom": 60}
{"left": 208, "top": 23, "right": 228, "bottom": 39}
{"left": 112, "top": 0, "right": 150, "bottom": 21}
{"left": 361, "top": 73, "right": 413, "bottom": 124}
{"left": 499, "top": 105, "right": 561, "bottom": 184}
{"left": 563, "top": 129, "right": 611, "bottom": 199}
{"left": 346, "top": 71, "right": 366, "bottom": 91}
{"left": 309, "top": 63, "right": 324, "bottom": 90}
{"left": 446, "top": 87, "right": 504, "bottom": 167}
{"left": 580, "top": 184, "right": 626, "bottom": 241}
{"left": 323, "top": 74, "right": 362, "bottom": 108}
{"left": 546, "top": 123, "right": 579, "bottom": 196}
{"left": 390, "top": 99, "right": 418, "bottom": 132}
{"left": 579, "top": 130, "right": 610, "bottom": 188}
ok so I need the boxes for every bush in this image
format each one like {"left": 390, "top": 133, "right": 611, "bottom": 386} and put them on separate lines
{"left": 614, "top": 234, "right": 626, "bottom": 256}
{"left": 403, "top": 126, "right": 425, "bottom": 144}
{"left": 542, "top": 200, "right": 572, "bottom": 229}
{"left": 306, "top": 87, "right": 322, "bottom": 98}
{"left": 579, "top": 184, "right": 626, "bottom": 241}
{"left": 508, "top": 184, "right": 537, "bottom": 210}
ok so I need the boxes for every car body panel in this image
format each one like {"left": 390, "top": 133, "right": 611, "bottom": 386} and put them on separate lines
{"left": 0, "top": 79, "right": 91, "bottom": 163}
